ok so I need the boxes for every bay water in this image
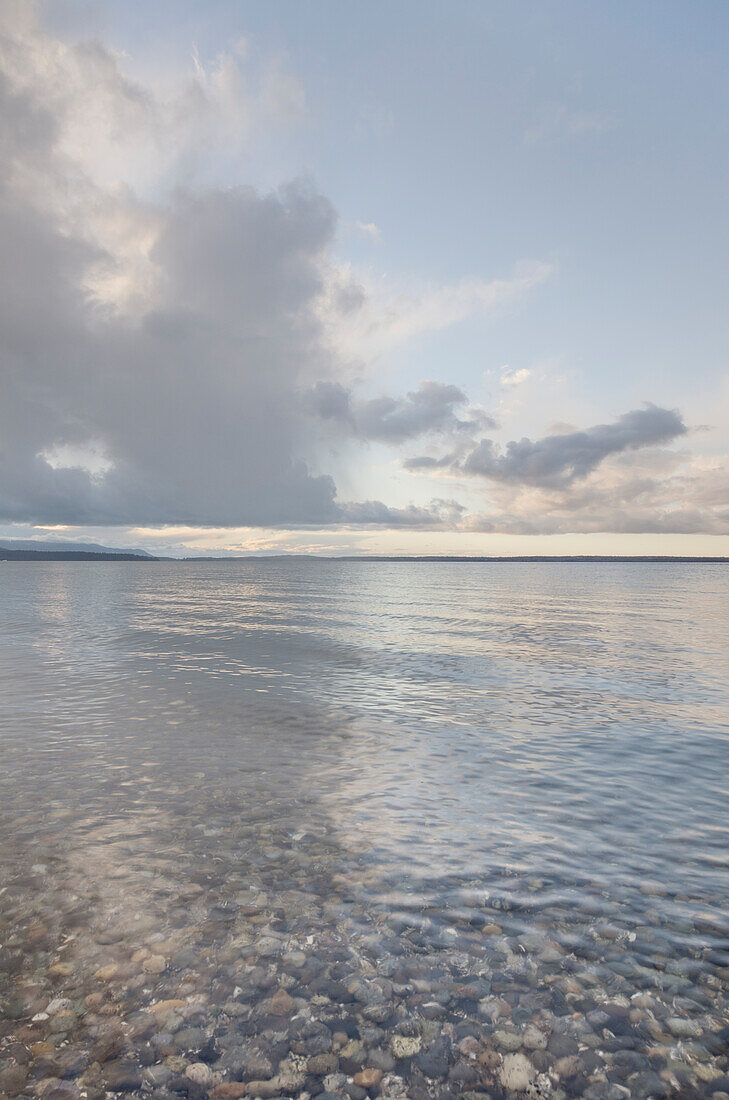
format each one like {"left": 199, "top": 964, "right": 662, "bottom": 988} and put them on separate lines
{"left": 1, "top": 561, "right": 728, "bottom": 1098}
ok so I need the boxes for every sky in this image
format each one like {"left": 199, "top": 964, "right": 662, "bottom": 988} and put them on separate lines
{"left": 1, "top": 0, "right": 728, "bottom": 556}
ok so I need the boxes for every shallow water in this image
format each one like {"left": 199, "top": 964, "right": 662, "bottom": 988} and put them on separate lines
{"left": 1, "top": 561, "right": 728, "bottom": 1099}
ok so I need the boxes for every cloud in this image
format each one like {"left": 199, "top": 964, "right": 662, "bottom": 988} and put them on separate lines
{"left": 0, "top": 6, "right": 304, "bottom": 196}
{"left": 0, "top": 3, "right": 554, "bottom": 533}
{"left": 40, "top": 441, "right": 114, "bottom": 482}
{"left": 500, "top": 367, "right": 531, "bottom": 388}
{"left": 403, "top": 454, "right": 458, "bottom": 471}
{"left": 352, "top": 221, "right": 381, "bottom": 240}
{"left": 464, "top": 447, "right": 729, "bottom": 536}
{"left": 0, "top": 5, "right": 342, "bottom": 526}
{"left": 306, "top": 379, "right": 495, "bottom": 444}
{"left": 4, "top": 6, "right": 718, "bottom": 544}
{"left": 339, "top": 499, "right": 465, "bottom": 527}
{"left": 461, "top": 405, "right": 687, "bottom": 487}
{"left": 317, "top": 260, "right": 554, "bottom": 365}
{"left": 401, "top": 407, "right": 728, "bottom": 536}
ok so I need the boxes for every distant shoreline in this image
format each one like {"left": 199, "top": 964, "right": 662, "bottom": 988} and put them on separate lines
{"left": 183, "top": 554, "right": 729, "bottom": 563}
{"left": 0, "top": 550, "right": 160, "bottom": 561}
{"left": 2, "top": 550, "right": 728, "bottom": 564}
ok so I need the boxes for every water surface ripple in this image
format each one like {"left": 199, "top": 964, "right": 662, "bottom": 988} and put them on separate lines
{"left": 1, "top": 562, "right": 728, "bottom": 1099}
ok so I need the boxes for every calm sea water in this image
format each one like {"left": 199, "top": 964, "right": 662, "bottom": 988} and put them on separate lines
{"left": 1, "top": 561, "right": 728, "bottom": 1098}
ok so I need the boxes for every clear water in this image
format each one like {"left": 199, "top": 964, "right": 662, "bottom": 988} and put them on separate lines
{"left": 1, "top": 561, "right": 728, "bottom": 1099}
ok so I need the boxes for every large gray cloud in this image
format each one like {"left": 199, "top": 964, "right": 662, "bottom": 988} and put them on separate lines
{"left": 0, "top": 6, "right": 514, "bottom": 532}
{"left": 0, "top": 10, "right": 346, "bottom": 527}
{"left": 446, "top": 405, "right": 686, "bottom": 487}
{"left": 307, "top": 379, "right": 494, "bottom": 443}
{"left": 0, "top": 172, "right": 342, "bottom": 524}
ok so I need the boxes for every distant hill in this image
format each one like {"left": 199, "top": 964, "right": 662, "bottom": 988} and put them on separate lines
{"left": 0, "top": 539, "right": 157, "bottom": 561}
{"left": 0, "top": 538, "right": 154, "bottom": 556}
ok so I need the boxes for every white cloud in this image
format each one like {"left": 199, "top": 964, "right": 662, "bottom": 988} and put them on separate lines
{"left": 318, "top": 259, "right": 554, "bottom": 365}
{"left": 500, "top": 366, "right": 531, "bottom": 388}
{"left": 353, "top": 221, "right": 381, "bottom": 240}
{"left": 39, "top": 441, "right": 114, "bottom": 482}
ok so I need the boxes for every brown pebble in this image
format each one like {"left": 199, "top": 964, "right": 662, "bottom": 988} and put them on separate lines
{"left": 165, "top": 1056, "right": 189, "bottom": 1073}
{"left": 15, "top": 1026, "right": 39, "bottom": 1043}
{"left": 354, "top": 1068, "right": 383, "bottom": 1088}
{"left": 91, "top": 1029, "right": 124, "bottom": 1064}
{"left": 478, "top": 1044, "right": 500, "bottom": 1070}
{"left": 31, "top": 1042, "right": 56, "bottom": 1057}
{"left": 244, "top": 1083, "right": 281, "bottom": 1099}
{"left": 142, "top": 954, "right": 166, "bottom": 974}
{"left": 154, "top": 938, "right": 180, "bottom": 954}
{"left": 268, "top": 988, "right": 296, "bottom": 1016}
{"left": 150, "top": 998, "right": 186, "bottom": 1014}
{"left": 213, "top": 1085, "right": 248, "bottom": 1099}
{"left": 0, "top": 1064, "right": 29, "bottom": 1096}
{"left": 48, "top": 962, "right": 74, "bottom": 978}
{"left": 554, "top": 1055, "right": 582, "bottom": 1079}
{"left": 93, "top": 963, "right": 118, "bottom": 981}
